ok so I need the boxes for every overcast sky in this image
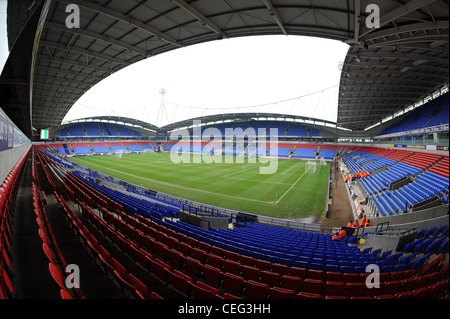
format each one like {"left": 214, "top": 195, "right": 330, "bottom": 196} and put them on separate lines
{"left": 62, "top": 35, "right": 349, "bottom": 128}
{"left": 0, "top": 0, "right": 8, "bottom": 74}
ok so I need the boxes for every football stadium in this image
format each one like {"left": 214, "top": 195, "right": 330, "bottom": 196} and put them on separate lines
{"left": 0, "top": 0, "right": 449, "bottom": 307}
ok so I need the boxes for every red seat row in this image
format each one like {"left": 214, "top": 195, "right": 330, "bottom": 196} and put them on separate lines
{"left": 1, "top": 147, "right": 30, "bottom": 299}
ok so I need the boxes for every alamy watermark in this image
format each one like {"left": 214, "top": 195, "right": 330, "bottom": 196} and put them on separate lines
{"left": 65, "top": 4, "right": 80, "bottom": 29}
{"left": 65, "top": 264, "right": 80, "bottom": 289}
{"left": 169, "top": 120, "right": 279, "bottom": 175}
{"left": 365, "top": 263, "right": 381, "bottom": 289}
{"left": 365, "top": 4, "right": 381, "bottom": 29}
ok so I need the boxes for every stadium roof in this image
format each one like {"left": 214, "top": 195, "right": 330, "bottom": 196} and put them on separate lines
{"left": 61, "top": 115, "right": 160, "bottom": 133}
{"left": 1, "top": 0, "right": 448, "bottom": 139}
{"left": 160, "top": 112, "right": 339, "bottom": 133}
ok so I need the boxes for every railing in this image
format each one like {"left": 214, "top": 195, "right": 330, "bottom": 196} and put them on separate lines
{"left": 366, "top": 222, "right": 417, "bottom": 238}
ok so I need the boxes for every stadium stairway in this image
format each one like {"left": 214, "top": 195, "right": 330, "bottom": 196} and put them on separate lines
{"left": 9, "top": 153, "right": 59, "bottom": 298}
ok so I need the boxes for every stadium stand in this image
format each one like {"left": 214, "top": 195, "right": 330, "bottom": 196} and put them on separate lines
{"left": 380, "top": 93, "right": 449, "bottom": 136}
{"left": 5, "top": 147, "right": 444, "bottom": 300}
{"left": 60, "top": 122, "right": 142, "bottom": 138}
{"left": 193, "top": 121, "right": 321, "bottom": 139}
{"left": 341, "top": 145, "right": 448, "bottom": 218}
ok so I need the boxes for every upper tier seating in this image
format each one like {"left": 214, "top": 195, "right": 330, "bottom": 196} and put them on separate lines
{"left": 60, "top": 122, "right": 141, "bottom": 137}
{"left": 380, "top": 93, "right": 449, "bottom": 136}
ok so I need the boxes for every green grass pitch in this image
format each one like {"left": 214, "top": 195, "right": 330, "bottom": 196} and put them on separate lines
{"left": 69, "top": 152, "right": 330, "bottom": 219}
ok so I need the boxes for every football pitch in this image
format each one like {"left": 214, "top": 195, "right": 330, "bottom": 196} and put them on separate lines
{"left": 69, "top": 152, "right": 330, "bottom": 219}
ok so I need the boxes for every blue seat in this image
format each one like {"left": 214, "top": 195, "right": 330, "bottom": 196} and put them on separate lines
{"left": 381, "top": 250, "right": 392, "bottom": 260}
{"left": 393, "top": 264, "right": 407, "bottom": 272}
{"left": 325, "top": 264, "right": 340, "bottom": 272}
{"left": 265, "top": 255, "right": 279, "bottom": 264}
{"left": 339, "top": 265, "right": 354, "bottom": 273}
{"left": 309, "top": 263, "right": 324, "bottom": 271}
{"left": 293, "top": 260, "right": 309, "bottom": 269}
{"left": 437, "top": 239, "right": 449, "bottom": 254}
{"left": 370, "top": 248, "right": 382, "bottom": 257}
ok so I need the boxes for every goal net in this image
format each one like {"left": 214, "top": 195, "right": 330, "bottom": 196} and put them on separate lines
{"left": 305, "top": 161, "right": 316, "bottom": 174}
{"left": 320, "top": 157, "right": 327, "bottom": 166}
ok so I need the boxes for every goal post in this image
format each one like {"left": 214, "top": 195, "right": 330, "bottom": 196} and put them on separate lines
{"left": 305, "top": 161, "right": 316, "bottom": 174}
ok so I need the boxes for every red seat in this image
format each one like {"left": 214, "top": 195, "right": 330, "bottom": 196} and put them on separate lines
{"left": 243, "top": 280, "right": 269, "bottom": 299}
{"left": 343, "top": 282, "right": 366, "bottom": 298}
{"left": 280, "top": 275, "right": 303, "bottom": 292}
{"left": 289, "top": 267, "right": 307, "bottom": 279}
{"left": 324, "top": 271, "right": 342, "bottom": 282}
{"left": 167, "top": 269, "right": 193, "bottom": 296}
{"left": 395, "top": 291, "right": 414, "bottom": 299}
{"left": 259, "top": 270, "right": 281, "bottom": 287}
{"left": 148, "top": 257, "right": 171, "bottom": 283}
{"left": 223, "top": 250, "right": 239, "bottom": 261}
{"left": 389, "top": 271, "right": 404, "bottom": 281}
{"left": 60, "top": 288, "right": 73, "bottom": 299}
{"left": 411, "top": 287, "right": 429, "bottom": 299}
{"left": 296, "top": 292, "right": 322, "bottom": 299}
{"left": 152, "top": 241, "right": 169, "bottom": 261}
{"left": 271, "top": 263, "right": 289, "bottom": 275}
{"left": 141, "top": 235, "right": 155, "bottom": 254}
{"left": 209, "top": 245, "right": 225, "bottom": 257}
{"left": 426, "top": 280, "right": 448, "bottom": 299}
{"left": 222, "top": 293, "right": 242, "bottom": 299}
{"left": 240, "top": 265, "right": 261, "bottom": 282}
{"left": 220, "top": 272, "right": 244, "bottom": 296}
{"left": 181, "top": 255, "right": 201, "bottom": 277}
{"left": 342, "top": 273, "right": 360, "bottom": 283}
{"left": 134, "top": 248, "right": 152, "bottom": 271}
{"left": 189, "top": 281, "right": 220, "bottom": 299}
{"left": 302, "top": 279, "right": 324, "bottom": 294}
{"left": 128, "top": 273, "right": 152, "bottom": 299}
{"left": 166, "top": 248, "right": 183, "bottom": 269}
{"left": 381, "top": 280, "right": 401, "bottom": 295}
{"left": 42, "top": 242, "right": 56, "bottom": 263}
{"left": 48, "top": 262, "right": 65, "bottom": 290}
{"left": 398, "top": 278, "right": 415, "bottom": 293}
{"left": 254, "top": 259, "right": 271, "bottom": 271}
{"left": 200, "top": 264, "right": 221, "bottom": 286}
{"left": 374, "top": 294, "right": 394, "bottom": 299}
{"left": 205, "top": 253, "right": 224, "bottom": 269}
{"left": 113, "top": 270, "right": 142, "bottom": 299}
{"left": 150, "top": 292, "right": 164, "bottom": 299}
{"left": 322, "top": 281, "right": 345, "bottom": 296}
{"left": 190, "top": 247, "right": 207, "bottom": 263}
{"left": 222, "top": 259, "right": 241, "bottom": 275}
{"left": 269, "top": 287, "right": 296, "bottom": 299}
{"left": 307, "top": 269, "right": 324, "bottom": 280}
{"left": 413, "top": 275, "right": 430, "bottom": 290}
{"left": 239, "top": 255, "right": 255, "bottom": 267}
